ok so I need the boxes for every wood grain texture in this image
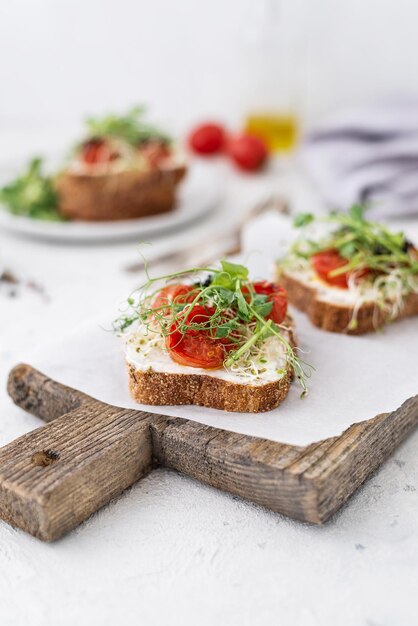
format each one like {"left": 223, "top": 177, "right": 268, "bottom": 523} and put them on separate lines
{"left": 4, "top": 363, "right": 418, "bottom": 540}
{"left": 3, "top": 370, "right": 156, "bottom": 540}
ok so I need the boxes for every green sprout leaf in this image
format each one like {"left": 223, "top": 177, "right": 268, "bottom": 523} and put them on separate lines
{"left": 211, "top": 261, "right": 249, "bottom": 291}
{"left": 348, "top": 204, "right": 366, "bottom": 222}
{"left": 0, "top": 158, "right": 63, "bottom": 221}
{"left": 220, "top": 260, "right": 249, "bottom": 281}
{"left": 215, "top": 325, "right": 232, "bottom": 338}
{"left": 339, "top": 242, "right": 357, "bottom": 259}
{"left": 293, "top": 213, "right": 314, "bottom": 228}
{"left": 84, "top": 105, "right": 171, "bottom": 146}
{"left": 236, "top": 289, "right": 250, "bottom": 320}
{"left": 253, "top": 298, "right": 273, "bottom": 318}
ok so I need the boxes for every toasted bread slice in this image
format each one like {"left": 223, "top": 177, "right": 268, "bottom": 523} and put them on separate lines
{"left": 125, "top": 321, "right": 296, "bottom": 413}
{"left": 127, "top": 365, "right": 293, "bottom": 413}
{"left": 55, "top": 164, "right": 186, "bottom": 221}
{"left": 279, "top": 270, "right": 418, "bottom": 335}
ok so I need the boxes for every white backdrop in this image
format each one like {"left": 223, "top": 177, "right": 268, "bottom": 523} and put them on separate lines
{"left": 1, "top": 0, "right": 418, "bottom": 132}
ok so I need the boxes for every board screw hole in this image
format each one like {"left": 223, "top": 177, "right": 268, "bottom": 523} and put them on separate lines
{"left": 32, "top": 449, "right": 60, "bottom": 467}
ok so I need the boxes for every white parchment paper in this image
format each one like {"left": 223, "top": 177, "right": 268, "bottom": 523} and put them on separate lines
{"left": 20, "top": 213, "right": 418, "bottom": 446}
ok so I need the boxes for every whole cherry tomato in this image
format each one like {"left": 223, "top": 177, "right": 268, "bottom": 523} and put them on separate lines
{"left": 227, "top": 134, "right": 268, "bottom": 172}
{"left": 188, "top": 123, "right": 225, "bottom": 155}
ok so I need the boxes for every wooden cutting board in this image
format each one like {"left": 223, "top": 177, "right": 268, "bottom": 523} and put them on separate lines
{"left": 1, "top": 363, "right": 417, "bottom": 542}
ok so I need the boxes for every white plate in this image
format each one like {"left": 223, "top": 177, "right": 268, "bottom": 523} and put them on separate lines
{"left": 0, "top": 161, "right": 221, "bottom": 243}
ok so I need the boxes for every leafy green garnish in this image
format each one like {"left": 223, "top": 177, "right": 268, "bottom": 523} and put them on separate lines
{"left": 220, "top": 260, "right": 249, "bottom": 280}
{"left": 285, "top": 206, "right": 418, "bottom": 279}
{"left": 348, "top": 203, "right": 366, "bottom": 222}
{"left": 339, "top": 241, "right": 357, "bottom": 259}
{"left": 0, "top": 158, "right": 63, "bottom": 221}
{"left": 293, "top": 212, "right": 314, "bottom": 228}
{"left": 114, "top": 260, "right": 312, "bottom": 396}
{"left": 84, "top": 105, "right": 171, "bottom": 146}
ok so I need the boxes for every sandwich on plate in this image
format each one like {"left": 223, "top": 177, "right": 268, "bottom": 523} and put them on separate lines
{"left": 277, "top": 205, "right": 418, "bottom": 334}
{"left": 56, "top": 105, "right": 186, "bottom": 221}
{"left": 115, "top": 261, "right": 310, "bottom": 413}
{"left": 0, "top": 106, "right": 186, "bottom": 222}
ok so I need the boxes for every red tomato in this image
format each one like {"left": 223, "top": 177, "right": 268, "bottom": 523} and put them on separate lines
{"left": 188, "top": 123, "right": 225, "bottom": 155}
{"left": 253, "top": 281, "right": 287, "bottom": 324}
{"left": 227, "top": 134, "right": 268, "bottom": 172}
{"left": 81, "top": 138, "right": 119, "bottom": 164}
{"left": 311, "top": 249, "right": 351, "bottom": 288}
{"left": 167, "top": 305, "right": 226, "bottom": 369}
{"left": 139, "top": 141, "right": 171, "bottom": 166}
{"left": 152, "top": 284, "right": 195, "bottom": 311}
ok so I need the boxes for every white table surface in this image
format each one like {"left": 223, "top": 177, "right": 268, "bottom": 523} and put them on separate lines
{"left": 0, "top": 139, "right": 417, "bottom": 626}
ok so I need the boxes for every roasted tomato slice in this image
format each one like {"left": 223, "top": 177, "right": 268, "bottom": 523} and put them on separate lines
{"left": 310, "top": 249, "right": 352, "bottom": 288}
{"left": 252, "top": 281, "right": 288, "bottom": 324}
{"left": 152, "top": 284, "right": 195, "bottom": 311}
{"left": 139, "top": 140, "right": 171, "bottom": 166}
{"left": 167, "top": 305, "right": 226, "bottom": 369}
{"left": 81, "top": 138, "right": 119, "bottom": 164}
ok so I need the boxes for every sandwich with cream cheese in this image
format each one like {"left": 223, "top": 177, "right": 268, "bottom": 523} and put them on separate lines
{"left": 115, "top": 260, "right": 310, "bottom": 412}
{"left": 56, "top": 106, "right": 186, "bottom": 221}
{"left": 277, "top": 206, "right": 418, "bottom": 334}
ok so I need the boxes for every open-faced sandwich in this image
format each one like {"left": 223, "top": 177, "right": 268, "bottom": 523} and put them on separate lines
{"left": 56, "top": 106, "right": 186, "bottom": 221}
{"left": 0, "top": 106, "right": 186, "bottom": 222}
{"left": 115, "top": 261, "right": 310, "bottom": 412}
{"left": 277, "top": 205, "right": 418, "bottom": 334}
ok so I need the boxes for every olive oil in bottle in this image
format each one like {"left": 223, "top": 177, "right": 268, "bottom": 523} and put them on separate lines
{"left": 239, "top": 0, "right": 300, "bottom": 153}
{"left": 245, "top": 113, "right": 298, "bottom": 152}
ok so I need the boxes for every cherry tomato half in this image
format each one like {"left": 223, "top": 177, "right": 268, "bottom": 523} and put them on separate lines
{"left": 188, "top": 123, "right": 225, "bottom": 155}
{"left": 81, "top": 138, "right": 119, "bottom": 165}
{"left": 139, "top": 141, "right": 171, "bottom": 167}
{"left": 167, "top": 305, "right": 226, "bottom": 369}
{"left": 152, "top": 284, "right": 195, "bottom": 311}
{"left": 227, "top": 134, "right": 268, "bottom": 172}
{"left": 252, "top": 281, "right": 288, "bottom": 324}
{"left": 311, "top": 249, "right": 351, "bottom": 289}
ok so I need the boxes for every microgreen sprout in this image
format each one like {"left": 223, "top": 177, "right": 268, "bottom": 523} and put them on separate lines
{"left": 286, "top": 205, "right": 418, "bottom": 278}
{"left": 84, "top": 105, "right": 171, "bottom": 146}
{"left": 114, "top": 260, "right": 312, "bottom": 395}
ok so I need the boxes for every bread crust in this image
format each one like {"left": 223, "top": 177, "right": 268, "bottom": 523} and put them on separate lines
{"left": 55, "top": 165, "right": 187, "bottom": 221}
{"left": 127, "top": 365, "right": 293, "bottom": 413}
{"left": 126, "top": 322, "right": 296, "bottom": 413}
{"left": 278, "top": 271, "right": 418, "bottom": 335}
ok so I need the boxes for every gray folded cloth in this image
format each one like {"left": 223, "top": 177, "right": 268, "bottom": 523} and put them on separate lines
{"left": 301, "top": 100, "right": 418, "bottom": 218}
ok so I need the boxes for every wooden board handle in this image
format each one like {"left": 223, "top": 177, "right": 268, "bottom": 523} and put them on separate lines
{"left": 1, "top": 379, "right": 154, "bottom": 541}
{"left": 7, "top": 363, "right": 90, "bottom": 422}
